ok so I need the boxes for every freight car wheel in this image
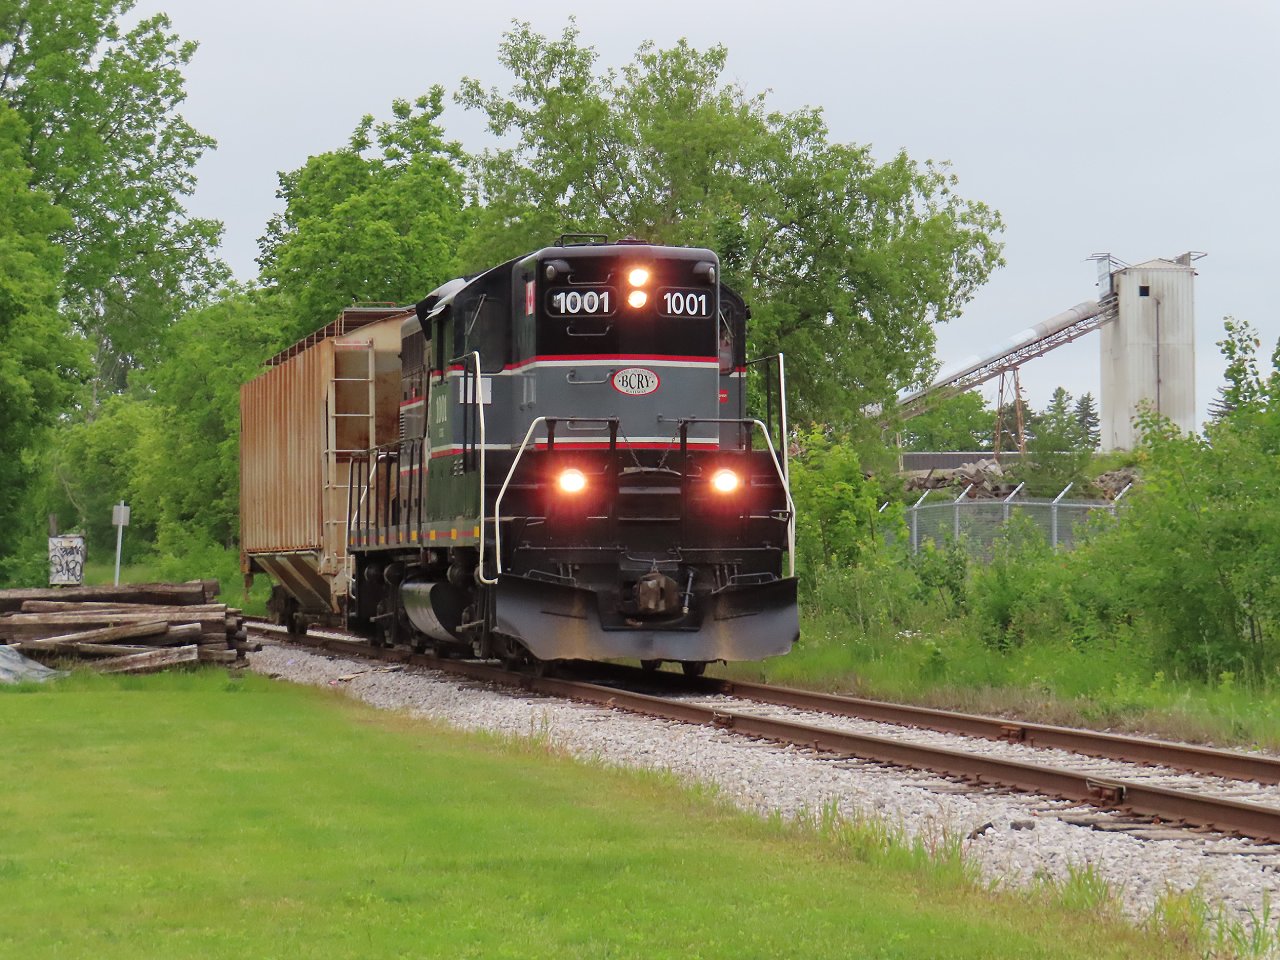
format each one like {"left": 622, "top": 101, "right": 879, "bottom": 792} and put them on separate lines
{"left": 680, "top": 661, "right": 707, "bottom": 678}
{"left": 286, "top": 610, "right": 308, "bottom": 637}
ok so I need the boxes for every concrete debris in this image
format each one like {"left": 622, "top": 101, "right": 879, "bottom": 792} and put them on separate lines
{"left": 904, "top": 458, "right": 1017, "bottom": 499}
{"left": 1092, "top": 468, "right": 1139, "bottom": 500}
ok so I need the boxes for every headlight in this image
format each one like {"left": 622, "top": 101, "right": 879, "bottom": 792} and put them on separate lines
{"left": 710, "top": 468, "right": 740, "bottom": 494}
{"left": 557, "top": 468, "right": 587, "bottom": 494}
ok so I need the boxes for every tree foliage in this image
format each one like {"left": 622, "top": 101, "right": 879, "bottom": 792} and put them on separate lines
{"left": 788, "top": 426, "right": 900, "bottom": 572}
{"left": 899, "top": 391, "right": 994, "bottom": 451}
{"left": 458, "top": 21, "right": 1004, "bottom": 422}
{"left": 0, "top": 0, "right": 224, "bottom": 392}
{"left": 257, "top": 89, "right": 468, "bottom": 341}
{"left": 0, "top": 101, "right": 84, "bottom": 546}
{"left": 40, "top": 292, "right": 287, "bottom": 561}
{"left": 966, "top": 321, "right": 1280, "bottom": 681}
{"left": 1072, "top": 392, "right": 1100, "bottom": 449}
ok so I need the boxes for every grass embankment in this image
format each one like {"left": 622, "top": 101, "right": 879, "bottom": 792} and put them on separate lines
{"left": 730, "top": 602, "right": 1280, "bottom": 751}
{"left": 1, "top": 670, "right": 1193, "bottom": 959}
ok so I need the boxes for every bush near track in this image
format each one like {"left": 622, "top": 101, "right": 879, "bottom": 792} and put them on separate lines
{"left": 760, "top": 322, "right": 1280, "bottom": 748}
{"left": 0, "top": 670, "right": 1192, "bottom": 960}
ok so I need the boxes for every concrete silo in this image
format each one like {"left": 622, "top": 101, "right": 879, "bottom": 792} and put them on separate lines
{"left": 1100, "top": 255, "right": 1198, "bottom": 450}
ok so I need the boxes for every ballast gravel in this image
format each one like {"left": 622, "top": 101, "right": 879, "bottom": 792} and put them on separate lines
{"left": 249, "top": 644, "right": 1280, "bottom": 932}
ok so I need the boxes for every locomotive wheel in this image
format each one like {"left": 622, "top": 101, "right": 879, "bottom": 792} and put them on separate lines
{"left": 680, "top": 661, "right": 707, "bottom": 678}
{"left": 640, "top": 659, "right": 662, "bottom": 672}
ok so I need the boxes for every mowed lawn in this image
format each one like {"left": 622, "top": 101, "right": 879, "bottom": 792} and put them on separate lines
{"left": 0, "top": 671, "right": 1186, "bottom": 959}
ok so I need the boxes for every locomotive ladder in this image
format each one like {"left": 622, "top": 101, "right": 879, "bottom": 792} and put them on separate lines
{"left": 324, "top": 339, "right": 377, "bottom": 600}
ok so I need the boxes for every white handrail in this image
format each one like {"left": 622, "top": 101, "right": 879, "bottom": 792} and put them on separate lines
{"left": 459, "top": 352, "right": 491, "bottom": 585}
{"left": 777, "top": 353, "right": 789, "bottom": 485}
{"left": 486, "top": 416, "right": 796, "bottom": 581}
{"left": 483, "top": 416, "right": 548, "bottom": 585}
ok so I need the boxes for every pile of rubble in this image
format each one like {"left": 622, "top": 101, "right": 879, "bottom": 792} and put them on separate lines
{"left": 1092, "top": 467, "right": 1139, "bottom": 500}
{"left": 0, "top": 581, "right": 259, "bottom": 680}
{"left": 903, "top": 458, "right": 1018, "bottom": 499}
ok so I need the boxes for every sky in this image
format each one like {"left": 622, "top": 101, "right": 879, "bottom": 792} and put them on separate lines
{"left": 134, "top": 0, "right": 1280, "bottom": 424}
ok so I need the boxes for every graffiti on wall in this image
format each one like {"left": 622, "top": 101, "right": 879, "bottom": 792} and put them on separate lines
{"left": 49, "top": 535, "right": 86, "bottom": 586}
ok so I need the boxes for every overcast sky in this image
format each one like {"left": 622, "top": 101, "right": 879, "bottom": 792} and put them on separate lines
{"left": 134, "top": 0, "right": 1280, "bottom": 422}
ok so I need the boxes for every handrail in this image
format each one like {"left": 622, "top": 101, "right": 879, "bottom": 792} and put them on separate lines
{"left": 486, "top": 413, "right": 796, "bottom": 582}
{"left": 483, "top": 415, "right": 619, "bottom": 585}
{"left": 449, "top": 352, "right": 488, "bottom": 580}
{"left": 678, "top": 417, "right": 797, "bottom": 577}
{"left": 483, "top": 416, "right": 546, "bottom": 585}
{"left": 745, "top": 353, "right": 789, "bottom": 473}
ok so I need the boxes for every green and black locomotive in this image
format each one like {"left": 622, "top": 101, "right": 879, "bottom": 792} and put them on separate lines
{"left": 346, "top": 236, "right": 797, "bottom": 673}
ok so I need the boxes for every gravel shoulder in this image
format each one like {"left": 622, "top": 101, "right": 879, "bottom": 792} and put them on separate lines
{"left": 249, "top": 643, "right": 1280, "bottom": 932}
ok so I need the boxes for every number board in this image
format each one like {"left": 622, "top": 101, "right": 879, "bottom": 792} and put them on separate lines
{"left": 657, "top": 288, "right": 713, "bottom": 319}
{"left": 545, "top": 286, "right": 616, "bottom": 317}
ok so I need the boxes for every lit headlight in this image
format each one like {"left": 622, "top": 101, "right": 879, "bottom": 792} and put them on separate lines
{"left": 628, "top": 267, "right": 650, "bottom": 287}
{"left": 710, "top": 469, "right": 740, "bottom": 494}
{"left": 558, "top": 468, "right": 587, "bottom": 494}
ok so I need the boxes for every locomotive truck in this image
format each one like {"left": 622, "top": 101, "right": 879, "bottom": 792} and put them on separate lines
{"left": 241, "top": 236, "right": 797, "bottom": 673}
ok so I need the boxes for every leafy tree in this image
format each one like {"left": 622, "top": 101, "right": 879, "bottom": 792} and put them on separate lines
{"left": 980, "top": 322, "right": 1280, "bottom": 680}
{"left": 258, "top": 89, "right": 468, "bottom": 341}
{"left": 0, "top": 101, "right": 85, "bottom": 559}
{"left": 1208, "top": 317, "right": 1261, "bottom": 422}
{"left": 43, "top": 395, "right": 161, "bottom": 558}
{"left": 788, "top": 426, "right": 899, "bottom": 572}
{"left": 0, "top": 0, "right": 224, "bottom": 393}
{"left": 457, "top": 21, "right": 1004, "bottom": 422}
{"left": 898, "top": 391, "right": 994, "bottom": 451}
{"left": 132, "top": 292, "right": 287, "bottom": 551}
{"left": 1073, "top": 392, "right": 1100, "bottom": 449}
{"left": 1040, "top": 387, "right": 1075, "bottom": 440}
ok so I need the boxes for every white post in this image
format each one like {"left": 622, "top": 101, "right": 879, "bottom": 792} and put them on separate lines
{"left": 910, "top": 490, "right": 930, "bottom": 553}
{"left": 112, "top": 501, "right": 131, "bottom": 586}
{"left": 1051, "top": 483, "right": 1073, "bottom": 548}
{"left": 953, "top": 483, "right": 975, "bottom": 542}
{"left": 1002, "top": 481, "right": 1025, "bottom": 522}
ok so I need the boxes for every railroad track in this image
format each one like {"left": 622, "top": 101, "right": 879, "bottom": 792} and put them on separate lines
{"left": 247, "top": 621, "right": 1280, "bottom": 844}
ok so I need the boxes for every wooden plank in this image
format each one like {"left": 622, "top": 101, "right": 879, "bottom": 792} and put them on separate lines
{"left": 0, "top": 582, "right": 208, "bottom": 612}
{"left": 56, "top": 642, "right": 156, "bottom": 657}
{"left": 93, "top": 645, "right": 200, "bottom": 674}
{"left": 11, "top": 621, "right": 170, "bottom": 650}
{"left": 19, "top": 601, "right": 229, "bottom": 614}
{"left": 0, "top": 612, "right": 229, "bottom": 640}
{"left": 197, "top": 647, "right": 238, "bottom": 664}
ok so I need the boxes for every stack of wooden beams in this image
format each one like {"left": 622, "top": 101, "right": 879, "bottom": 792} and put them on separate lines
{"left": 0, "top": 581, "right": 260, "bottom": 674}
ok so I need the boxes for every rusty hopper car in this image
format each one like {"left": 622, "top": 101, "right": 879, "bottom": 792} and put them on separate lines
{"left": 342, "top": 238, "right": 798, "bottom": 673}
{"left": 240, "top": 306, "right": 409, "bottom": 632}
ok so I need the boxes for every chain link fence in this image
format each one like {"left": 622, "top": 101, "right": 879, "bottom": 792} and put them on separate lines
{"left": 904, "top": 486, "right": 1125, "bottom": 559}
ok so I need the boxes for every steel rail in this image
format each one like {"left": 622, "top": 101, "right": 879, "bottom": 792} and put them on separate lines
{"left": 257, "top": 627, "right": 1280, "bottom": 843}
{"left": 573, "top": 664, "right": 1280, "bottom": 786}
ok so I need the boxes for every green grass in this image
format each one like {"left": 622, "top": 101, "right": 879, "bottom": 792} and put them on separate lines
{"left": 0, "top": 670, "right": 1194, "bottom": 959}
